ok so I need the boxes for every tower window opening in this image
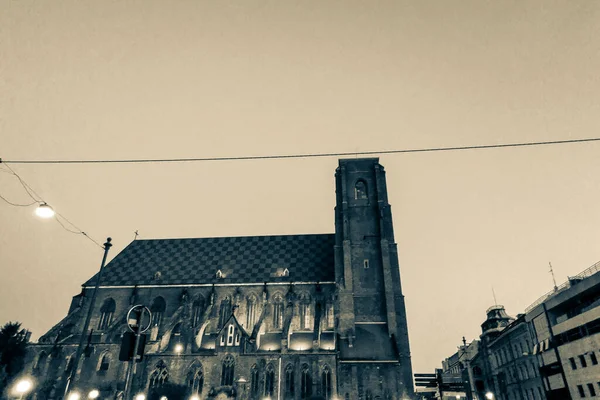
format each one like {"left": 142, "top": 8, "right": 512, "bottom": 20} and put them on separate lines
{"left": 355, "top": 180, "right": 368, "bottom": 200}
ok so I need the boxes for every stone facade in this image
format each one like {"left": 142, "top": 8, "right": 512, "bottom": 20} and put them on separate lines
{"left": 23, "top": 158, "right": 414, "bottom": 400}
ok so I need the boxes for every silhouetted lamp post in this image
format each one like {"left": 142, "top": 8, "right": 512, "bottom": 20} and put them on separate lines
{"left": 63, "top": 237, "right": 113, "bottom": 399}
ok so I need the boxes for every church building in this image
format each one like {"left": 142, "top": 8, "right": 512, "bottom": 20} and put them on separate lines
{"left": 25, "top": 158, "right": 414, "bottom": 400}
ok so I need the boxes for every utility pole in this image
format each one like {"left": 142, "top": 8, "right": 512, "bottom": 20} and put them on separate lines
{"left": 63, "top": 238, "right": 112, "bottom": 399}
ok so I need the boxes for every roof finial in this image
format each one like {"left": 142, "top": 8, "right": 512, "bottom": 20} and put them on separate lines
{"left": 134, "top": 230, "right": 139, "bottom": 240}
{"left": 492, "top": 286, "right": 498, "bottom": 306}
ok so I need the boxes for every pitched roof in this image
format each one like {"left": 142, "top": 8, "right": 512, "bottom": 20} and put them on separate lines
{"left": 84, "top": 233, "right": 335, "bottom": 287}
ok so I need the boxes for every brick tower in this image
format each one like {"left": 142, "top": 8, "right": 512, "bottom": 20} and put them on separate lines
{"left": 334, "top": 158, "right": 414, "bottom": 399}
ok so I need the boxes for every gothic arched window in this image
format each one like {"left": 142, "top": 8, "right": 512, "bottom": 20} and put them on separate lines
{"left": 264, "top": 364, "right": 275, "bottom": 397}
{"left": 187, "top": 362, "right": 204, "bottom": 394}
{"left": 221, "top": 355, "right": 235, "bottom": 386}
{"left": 300, "top": 364, "right": 312, "bottom": 399}
{"left": 149, "top": 360, "right": 169, "bottom": 389}
{"left": 64, "top": 354, "right": 75, "bottom": 374}
{"left": 151, "top": 297, "right": 166, "bottom": 327}
{"left": 246, "top": 295, "right": 257, "bottom": 329}
{"left": 321, "top": 366, "right": 332, "bottom": 399}
{"left": 355, "top": 180, "right": 368, "bottom": 200}
{"left": 98, "top": 353, "right": 110, "bottom": 372}
{"left": 250, "top": 364, "right": 260, "bottom": 397}
{"left": 35, "top": 351, "right": 48, "bottom": 375}
{"left": 272, "top": 294, "right": 283, "bottom": 330}
{"left": 192, "top": 296, "right": 205, "bottom": 327}
{"left": 218, "top": 297, "right": 232, "bottom": 329}
{"left": 98, "top": 298, "right": 116, "bottom": 330}
{"left": 299, "top": 293, "right": 311, "bottom": 330}
{"left": 285, "top": 364, "right": 295, "bottom": 398}
{"left": 324, "top": 302, "right": 334, "bottom": 330}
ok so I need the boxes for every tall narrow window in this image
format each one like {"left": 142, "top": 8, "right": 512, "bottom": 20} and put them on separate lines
{"left": 321, "top": 366, "right": 332, "bottom": 400}
{"left": 149, "top": 360, "right": 169, "bottom": 389}
{"left": 221, "top": 355, "right": 235, "bottom": 386}
{"left": 35, "top": 351, "right": 48, "bottom": 375}
{"left": 218, "top": 297, "right": 232, "bottom": 329}
{"left": 227, "top": 325, "right": 235, "bottom": 346}
{"left": 151, "top": 297, "right": 166, "bottom": 327}
{"left": 264, "top": 364, "right": 275, "bottom": 397}
{"left": 251, "top": 364, "right": 260, "bottom": 397}
{"left": 324, "top": 303, "right": 334, "bottom": 330}
{"left": 98, "top": 353, "right": 110, "bottom": 372}
{"left": 65, "top": 355, "right": 74, "bottom": 373}
{"left": 299, "top": 293, "right": 311, "bottom": 330}
{"left": 187, "top": 363, "right": 204, "bottom": 394}
{"left": 590, "top": 351, "right": 598, "bottom": 365}
{"left": 579, "top": 354, "right": 587, "bottom": 368}
{"left": 246, "top": 296, "right": 257, "bottom": 329}
{"left": 273, "top": 294, "right": 283, "bottom": 330}
{"left": 192, "top": 296, "right": 205, "bottom": 327}
{"left": 285, "top": 364, "right": 295, "bottom": 399}
{"left": 98, "top": 298, "right": 116, "bottom": 330}
{"left": 355, "top": 180, "right": 368, "bottom": 200}
{"left": 301, "top": 364, "right": 312, "bottom": 399}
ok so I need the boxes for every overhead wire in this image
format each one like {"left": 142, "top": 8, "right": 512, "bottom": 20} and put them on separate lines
{"left": 0, "top": 163, "right": 104, "bottom": 250}
{"left": 0, "top": 136, "right": 599, "bottom": 165}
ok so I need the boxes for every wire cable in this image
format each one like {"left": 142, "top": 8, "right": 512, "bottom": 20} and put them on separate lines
{"left": 0, "top": 164, "right": 104, "bottom": 249}
{"left": 0, "top": 194, "right": 38, "bottom": 207}
{"left": 1, "top": 137, "right": 599, "bottom": 165}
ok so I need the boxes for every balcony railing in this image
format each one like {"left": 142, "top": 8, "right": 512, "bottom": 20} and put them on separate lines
{"left": 524, "top": 260, "right": 600, "bottom": 314}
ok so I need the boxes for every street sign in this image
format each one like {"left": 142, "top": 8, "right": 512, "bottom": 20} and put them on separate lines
{"left": 127, "top": 305, "right": 152, "bottom": 333}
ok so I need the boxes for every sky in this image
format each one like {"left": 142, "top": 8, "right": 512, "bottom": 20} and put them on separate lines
{"left": 1, "top": 0, "right": 600, "bottom": 374}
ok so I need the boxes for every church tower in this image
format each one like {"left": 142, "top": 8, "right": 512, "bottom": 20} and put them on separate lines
{"left": 334, "top": 158, "right": 414, "bottom": 399}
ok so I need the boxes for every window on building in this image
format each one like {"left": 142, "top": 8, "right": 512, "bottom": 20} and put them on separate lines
{"left": 149, "top": 360, "right": 169, "bottom": 389}
{"left": 321, "top": 366, "right": 332, "bottom": 400}
{"left": 590, "top": 351, "right": 598, "bottom": 365}
{"left": 221, "top": 355, "right": 235, "bottom": 386}
{"left": 285, "top": 364, "right": 295, "bottom": 398}
{"left": 570, "top": 357, "right": 577, "bottom": 370}
{"left": 65, "top": 355, "right": 74, "bottom": 373}
{"left": 365, "top": 389, "right": 373, "bottom": 400}
{"left": 355, "top": 180, "right": 368, "bottom": 200}
{"left": 298, "top": 293, "right": 311, "bottom": 330}
{"left": 187, "top": 363, "right": 204, "bottom": 394}
{"left": 364, "top": 259, "right": 369, "bottom": 269}
{"left": 273, "top": 295, "right": 283, "bottom": 330}
{"left": 588, "top": 383, "right": 596, "bottom": 397}
{"left": 35, "top": 351, "right": 48, "bottom": 374}
{"left": 579, "top": 354, "right": 588, "bottom": 368}
{"left": 226, "top": 325, "right": 236, "bottom": 346}
{"left": 151, "top": 297, "right": 166, "bottom": 327}
{"left": 218, "top": 297, "right": 232, "bottom": 329}
{"left": 98, "top": 353, "right": 110, "bottom": 372}
{"left": 300, "top": 364, "right": 312, "bottom": 399}
{"left": 251, "top": 364, "right": 260, "bottom": 397}
{"left": 98, "top": 298, "right": 116, "bottom": 330}
{"left": 324, "top": 303, "right": 334, "bottom": 330}
{"left": 265, "top": 364, "right": 275, "bottom": 397}
{"left": 246, "top": 296, "right": 257, "bottom": 329}
{"left": 192, "top": 296, "right": 205, "bottom": 327}
{"left": 577, "top": 384, "right": 585, "bottom": 398}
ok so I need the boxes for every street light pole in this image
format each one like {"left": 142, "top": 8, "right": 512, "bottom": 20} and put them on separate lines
{"left": 63, "top": 237, "right": 113, "bottom": 399}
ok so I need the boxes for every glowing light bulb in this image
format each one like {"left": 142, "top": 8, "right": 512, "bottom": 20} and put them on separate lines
{"left": 35, "top": 203, "right": 55, "bottom": 218}
{"left": 88, "top": 389, "right": 100, "bottom": 399}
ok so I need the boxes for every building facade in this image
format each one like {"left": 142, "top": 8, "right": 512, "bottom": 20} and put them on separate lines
{"left": 23, "top": 158, "right": 414, "bottom": 400}
{"left": 526, "top": 262, "right": 600, "bottom": 400}
{"left": 486, "top": 315, "right": 545, "bottom": 400}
